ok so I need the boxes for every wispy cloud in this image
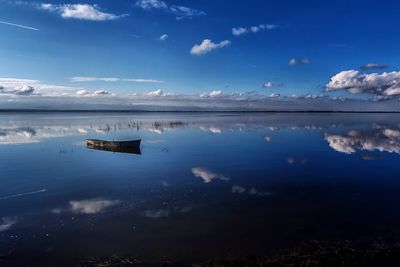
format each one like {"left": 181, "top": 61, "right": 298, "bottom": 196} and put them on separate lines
{"left": 39, "top": 3, "right": 127, "bottom": 21}
{"left": 190, "top": 39, "right": 231, "bottom": 55}
{"left": 0, "top": 78, "right": 81, "bottom": 96}
{"left": 360, "top": 63, "right": 388, "bottom": 70}
{"left": 288, "top": 58, "right": 310, "bottom": 66}
{"left": 326, "top": 70, "right": 400, "bottom": 96}
{"left": 70, "top": 77, "right": 165, "bottom": 83}
{"left": 135, "top": 0, "right": 205, "bottom": 20}
{"left": 159, "top": 33, "right": 168, "bottom": 41}
{"left": 232, "top": 24, "right": 277, "bottom": 36}
{"left": 0, "top": 20, "right": 38, "bottom": 31}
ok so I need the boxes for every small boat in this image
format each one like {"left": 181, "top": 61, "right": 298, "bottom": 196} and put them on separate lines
{"left": 86, "top": 139, "right": 141, "bottom": 155}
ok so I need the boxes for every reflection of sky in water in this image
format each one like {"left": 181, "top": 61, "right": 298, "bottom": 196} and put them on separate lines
{"left": 1, "top": 112, "right": 400, "bottom": 265}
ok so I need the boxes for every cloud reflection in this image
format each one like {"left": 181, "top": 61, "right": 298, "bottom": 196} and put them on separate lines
{"left": 0, "top": 217, "right": 17, "bottom": 232}
{"left": 69, "top": 199, "right": 121, "bottom": 214}
{"left": 191, "top": 167, "right": 229, "bottom": 183}
{"left": 52, "top": 198, "right": 121, "bottom": 215}
{"left": 325, "top": 128, "right": 400, "bottom": 154}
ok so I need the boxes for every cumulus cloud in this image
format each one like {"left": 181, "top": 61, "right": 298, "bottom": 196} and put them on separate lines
{"left": 200, "top": 90, "right": 223, "bottom": 98}
{"left": 190, "top": 39, "right": 231, "bottom": 55}
{"left": 325, "top": 128, "right": 400, "bottom": 155}
{"left": 159, "top": 33, "right": 168, "bottom": 41}
{"left": 191, "top": 167, "right": 229, "bottom": 183}
{"left": 75, "top": 89, "right": 113, "bottom": 97}
{"left": 70, "top": 77, "right": 164, "bottom": 83}
{"left": 76, "top": 89, "right": 90, "bottom": 96}
{"left": 288, "top": 58, "right": 310, "bottom": 66}
{"left": 39, "top": 3, "right": 127, "bottom": 21}
{"left": 263, "top": 82, "right": 273, "bottom": 88}
{"left": 269, "top": 93, "right": 280, "bottom": 98}
{"left": 135, "top": 0, "right": 205, "bottom": 20}
{"left": 326, "top": 70, "right": 400, "bottom": 96}
{"left": 0, "top": 84, "right": 35, "bottom": 96}
{"left": 93, "top": 89, "right": 111, "bottom": 96}
{"left": 0, "top": 20, "right": 39, "bottom": 31}
{"left": 69, "top": 198, "right": 121, "bottom": 214}
{"left": 0, "top": 217, "right": 17, "bottom": 232}
{"left": 361, "top": 63, "right": 388, "bottom": 70}
{"left": 232, "top": 27, "right": 247, "bottom": 36}
{"left": 147, "top": 89, "right": 163, "bottom": 96}
{"left": 232, "top": 24, "right": 277, "bottom": 36}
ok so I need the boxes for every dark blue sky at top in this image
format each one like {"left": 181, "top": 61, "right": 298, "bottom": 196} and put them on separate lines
{"left": 0, "top": 0, "right": 399, "bottom": 107}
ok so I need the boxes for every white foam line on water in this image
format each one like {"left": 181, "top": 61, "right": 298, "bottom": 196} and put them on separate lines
{"left": 0, "top": 189, "right": 47, "bottom": 200}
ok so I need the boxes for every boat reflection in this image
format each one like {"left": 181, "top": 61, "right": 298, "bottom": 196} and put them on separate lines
{"left": 86, "top": 138, "right": 141, "bottom": 155}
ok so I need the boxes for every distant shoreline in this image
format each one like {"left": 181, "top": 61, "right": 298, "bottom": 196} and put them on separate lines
{"left": 0, "top": 109, "right": 399, "bottom": 113}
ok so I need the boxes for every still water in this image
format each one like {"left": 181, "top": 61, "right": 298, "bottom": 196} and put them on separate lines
{"left": 1, "top": 112, "right": 400, "bottom": 266}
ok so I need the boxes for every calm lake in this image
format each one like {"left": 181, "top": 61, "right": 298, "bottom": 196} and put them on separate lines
{"left": 1, "top": 112, "right": 400, "bottom": 266}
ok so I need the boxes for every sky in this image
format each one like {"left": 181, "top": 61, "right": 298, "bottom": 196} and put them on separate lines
{"left": 0, "top": 0, "right": 400, "bottom": 111}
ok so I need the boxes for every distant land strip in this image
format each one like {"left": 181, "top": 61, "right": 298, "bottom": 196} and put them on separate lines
{"left": 0, "top": 109, "right": 400, "bottom": 113}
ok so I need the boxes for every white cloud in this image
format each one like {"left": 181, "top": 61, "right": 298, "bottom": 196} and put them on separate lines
{"left": 159, "top": 33, "right": 168, "bottom": 41}
{"left": 0, "top": 78, "right": 85, "bottom": 97}
{"left": 70, "top": 76, "right": 165, "bottom": 83}
{"left": 135, "top": 0, "right": 205, "bottom": 19}
{"left": 232, "top": 27, "right": 247, "bottom": 36}
{"left": 190, "top": 39, "right": 231, "bottom": 55}
{"left": 75, "top": 89, "right": 113, "bottom": 97}
{"left": 69, "top": 198, "right": 121, "bottom": 214}
{"left": 191, "top": 167, "right": 229, "bottom": 183}
{"left": 93, "top": 89, "right": 110, "bottom": 96}
{"left": 288, "top": 58, "right": 310, "bottom": 65}
{"left": 39, "top": 3, "right": 126, "bottom": 21}
{"left": 147, "top": 89, "right": 164, "bottom": 96}
{"left": 269, "top": 93, "right": 280, "bottom": 98}
{"left": 0, "top": 20, "right": 39, "bottom": 31}
{"left": 263, "top": 82, "right": 273, "bottom": 88}
{"left": 326, "top": 70, "right": 400, "bottom": 96}
{"left": 232, "top": 24, "right": 277, "bottom": 36}
{"left": 254, "top": 24, "right": 277, "bottom": 32}
{"left": 76, "top": 89, "right": 90, "bottom": 96}
{"left": 0, "top": 217, "right": 17, "bottom": 232}
{"left": 135, "top": 0, "right": 168, "bottom": 10}
{"left": 200, "top": 90, "right": 223, "bottom": 98}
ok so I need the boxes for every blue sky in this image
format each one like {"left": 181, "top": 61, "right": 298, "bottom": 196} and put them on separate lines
{"left": 1, "top": 0, "right": 400, "bottom": 110}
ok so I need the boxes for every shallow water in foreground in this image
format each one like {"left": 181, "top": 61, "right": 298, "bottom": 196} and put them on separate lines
{"left": 1, "top": 112, "right": 400, "bottom": 266}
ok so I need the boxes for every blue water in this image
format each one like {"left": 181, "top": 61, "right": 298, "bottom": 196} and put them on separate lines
{"left": 1, "top": 112, "right": 400, "bottom": 265}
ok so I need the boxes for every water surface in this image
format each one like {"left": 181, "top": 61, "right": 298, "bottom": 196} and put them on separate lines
{"left": 1, "top": 112, "right": 400, "bottom": 266}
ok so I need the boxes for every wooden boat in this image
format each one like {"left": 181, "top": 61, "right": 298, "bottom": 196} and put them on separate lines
{"left": 86, "top": 139, "right": 141, "bottom": 155}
